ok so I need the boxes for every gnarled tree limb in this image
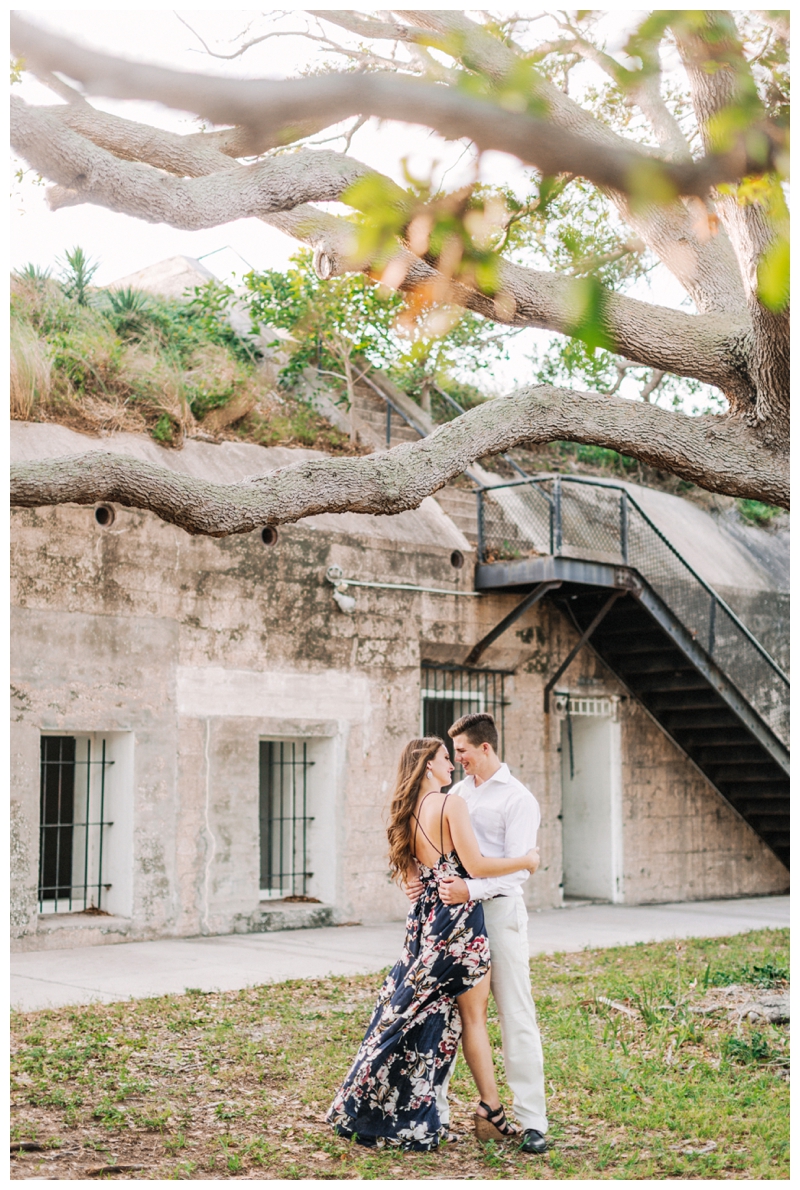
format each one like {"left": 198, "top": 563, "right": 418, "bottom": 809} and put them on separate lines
{"left": 11, "top": 386, "right": 789, "bottom": 536}
{"left": 11, "top": 97, "right": 388, "bottom": 227}
{"left": 398, "top": 9, "right": 748, "bottom": 315}
{"left": 9, "top": 13, "right": 783, "bottom": 201}
{"left": 674, "top": 13, "right": 789, "bottom": 433}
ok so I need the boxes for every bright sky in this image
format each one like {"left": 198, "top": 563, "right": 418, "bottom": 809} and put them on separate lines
{"left": 11, "top": 8, "right": 698, "bottom": 400}
{"left": 13, "top": 9, "right": 530, "bottom": 286}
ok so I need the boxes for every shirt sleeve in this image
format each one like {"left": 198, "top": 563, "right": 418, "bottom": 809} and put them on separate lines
{"left": 464, "top": 790, "right": 541, "bottom": 902}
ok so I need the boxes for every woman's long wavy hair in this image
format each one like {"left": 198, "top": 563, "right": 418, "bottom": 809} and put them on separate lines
{"left": 387, "top": 737, "right": 446, "bottom": 883}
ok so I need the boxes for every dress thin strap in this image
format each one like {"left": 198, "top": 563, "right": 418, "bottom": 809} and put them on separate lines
{"left": 438, "top": 795, "right": 447, "bottom": 857}
{"left": 412, "top": 790, "right": 446, "bottom": 860}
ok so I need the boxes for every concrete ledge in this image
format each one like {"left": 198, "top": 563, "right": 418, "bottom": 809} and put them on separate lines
{"left": 234, "top": 902, "right": 336, "bottom": 934}
{"left": 13, "top": 914, "right": 134, "bottom": 953}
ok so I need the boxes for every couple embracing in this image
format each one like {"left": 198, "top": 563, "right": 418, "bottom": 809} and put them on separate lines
{"left": 327, "top": 712, "right": 549, "bottom": 1155}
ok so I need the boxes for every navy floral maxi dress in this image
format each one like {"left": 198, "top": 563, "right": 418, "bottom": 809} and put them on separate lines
{"left": 327, "top": 804, "right": 491, "bottom": 1151}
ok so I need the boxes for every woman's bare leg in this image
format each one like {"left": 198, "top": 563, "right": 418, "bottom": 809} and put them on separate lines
{"left": 456, "top": 973, "right": 502, "bottom": 1115}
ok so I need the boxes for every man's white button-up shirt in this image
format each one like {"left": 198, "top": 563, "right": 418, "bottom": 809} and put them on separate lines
{"left": 450, "top": 762, "right": 541, "bottom": 901}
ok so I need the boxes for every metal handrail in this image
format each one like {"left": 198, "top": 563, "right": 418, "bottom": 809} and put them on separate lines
{"left": 476, "top": 473, "right": 789, "bottom": 687}
{"left": 359, "top": 374, "right": 430, "bottom": 440}
{"left": 339, "top": 369, "right": 786, "bottom": 692}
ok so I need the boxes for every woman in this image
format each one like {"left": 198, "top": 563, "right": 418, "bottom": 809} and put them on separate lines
{"left": 327, "top": 737, "right": 538, "bottom": 1151}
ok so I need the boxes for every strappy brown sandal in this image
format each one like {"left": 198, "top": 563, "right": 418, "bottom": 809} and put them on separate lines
{"left": 474, "top": 1100, "right": 519, "bottom": 1141}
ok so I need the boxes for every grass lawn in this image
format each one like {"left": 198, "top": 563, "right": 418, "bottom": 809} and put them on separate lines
{"left": 10, "top": 927, "right": 788, "bottom": 1180}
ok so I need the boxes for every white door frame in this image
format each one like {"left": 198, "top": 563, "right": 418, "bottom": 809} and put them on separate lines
{"left": 555, "top": 694, "right": 625, "bottom": 904}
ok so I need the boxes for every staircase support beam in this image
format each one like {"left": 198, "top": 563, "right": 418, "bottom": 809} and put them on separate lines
{"left": 464, "top": 580, "right": 562, "bottom": 666}
{"left": 544, "top": 591, "right": 625, "bottom": 713}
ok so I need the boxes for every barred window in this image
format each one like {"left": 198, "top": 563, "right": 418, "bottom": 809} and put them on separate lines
{"left": 259, "top": 740, "right": 315, "bottom": 899}
{"left": 39, "top": 735, "right": 114, "bottom": 914}
{"left": 420, "top": 662, "right": 509, "bottom": 785}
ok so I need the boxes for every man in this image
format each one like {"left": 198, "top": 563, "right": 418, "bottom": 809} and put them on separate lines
{"left": 405, "top": 712, "right": 549, "bottom": 1154}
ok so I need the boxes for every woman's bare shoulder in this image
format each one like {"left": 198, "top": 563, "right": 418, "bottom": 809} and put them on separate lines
{"left": 443, "top": 793, "right": 468, "bottom": 816}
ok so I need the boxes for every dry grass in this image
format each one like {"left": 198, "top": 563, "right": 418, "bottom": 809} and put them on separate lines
{"left": 10, "top": 929, "right": 789, "bottom": 1181}
{"left": 9, "top": 274, "right": 367, "bottom": 456}
{"left": 10, "top": 319, "right": 51, "bottom": 419}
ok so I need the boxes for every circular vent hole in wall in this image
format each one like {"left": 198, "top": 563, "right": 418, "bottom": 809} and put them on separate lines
{"left": 450, "top": 549, "right": 465, "bottom": 569}
{"left": 95, "top": 505, "right": 115, "bottom": 528}
{"left": 261, "top": 526, "right": 279, "bottom": 546}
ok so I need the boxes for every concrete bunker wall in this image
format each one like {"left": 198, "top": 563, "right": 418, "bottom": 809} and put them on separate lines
{"left": 10, "top": 489, "right": 788, "bottom": 950}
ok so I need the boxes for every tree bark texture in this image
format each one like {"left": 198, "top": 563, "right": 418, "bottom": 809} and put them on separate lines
{"left": 10, "top": 13, "right": 784, "bottom": 201}
{"left": 14, "top": 100, "right": 752, "bottom": 402}
{"left": 11, "top": 387, "right": 789, "bottom": 536}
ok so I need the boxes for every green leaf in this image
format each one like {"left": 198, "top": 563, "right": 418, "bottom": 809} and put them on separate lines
{"left": 566, "top": 277, "right": 615, "bottom": 354}
{"left": 756, "top": 236, "right": 789, "bottom": 312}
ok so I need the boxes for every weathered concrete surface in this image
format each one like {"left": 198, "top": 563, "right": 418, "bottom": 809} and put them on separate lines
{"left": 11, "top": 424, "right": 789, "bottom": 952}
{"left": 10, "top": 895, "right": 789, "bottom": 1012}
{"left": 106, "top": 255, "right": 215, "bottom": 299}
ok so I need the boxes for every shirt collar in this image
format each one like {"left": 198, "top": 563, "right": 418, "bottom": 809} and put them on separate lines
{"left": 465, "top": 762, "right": 510, "bottom": 790}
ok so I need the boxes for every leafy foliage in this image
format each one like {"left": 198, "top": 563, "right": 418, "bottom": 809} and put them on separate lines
{"left": 324, "top": 11, "right": 788, "bottom": 398}
{"left": 245, "top": 251, "right": 403, "bottom": 394}
{"left": 9, "top": 253, "right": 359, "bottom": 455}
{"left": 735, "top": 498, "right": 784, "bottom": 528}
{"left": 243, "top": 249, "right": 510, "bottom": 408}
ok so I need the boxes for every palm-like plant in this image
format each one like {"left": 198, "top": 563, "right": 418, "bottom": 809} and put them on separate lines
{"left": 14, "top": 262, "right": 52, "bottom": 284}
{"left": 58, "top": 245, "right": 99, "bottom": 306}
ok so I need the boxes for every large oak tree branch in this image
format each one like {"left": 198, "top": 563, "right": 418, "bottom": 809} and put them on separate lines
{"left": 10, "top": 14, "right": 783, "bottom": 202}
{"left": 14, "top": 11, "right": 749, "bottom": 315}
{"left": 11, "top": 98, "right": 388, "bottom": 228}
{"left": 674, "top": 13, "right": 789, "bottom": 432}
{"left": 11, "top": 387, "right": 788, "bottom": 536}
{"left": 401, "top": 10, "right": 748, "bottom": 314}
{"left": 22, "top": 99, "right": 746, "bottom": 396}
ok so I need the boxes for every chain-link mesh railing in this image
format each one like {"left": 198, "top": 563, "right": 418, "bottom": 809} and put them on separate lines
{"left": 478, "top": 476, "right": 789, "bottom": 745}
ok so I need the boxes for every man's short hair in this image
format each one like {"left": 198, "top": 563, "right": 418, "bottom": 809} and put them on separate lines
{"left": 448, "top": 712, "right": 498, "bottom": 752}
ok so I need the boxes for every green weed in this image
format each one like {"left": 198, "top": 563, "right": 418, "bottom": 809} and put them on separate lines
{"left": 722, "top": 1032, "right": 782, "bottom": 1065}
{"left": 736, "top": 498, "right": 783, "bottom": 527}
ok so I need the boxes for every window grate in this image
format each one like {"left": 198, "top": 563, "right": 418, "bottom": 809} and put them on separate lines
{"left": 420, "top": 662, "right": 509, "bottom": 786}
{"left": 259, "top": 741, "right": 315, "bottom": 898}
{"left": 553, "top": 694, "right": 614, "bottom": 718}
{"left": 38, "top": 736, "right": 114, "bottom": 914}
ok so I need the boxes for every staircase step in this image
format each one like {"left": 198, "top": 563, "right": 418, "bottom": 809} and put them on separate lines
{"left": 601, "top": 637, "right": 677, "bottom": 657}
{"left": 598, "top": 621, "right": 659, "bottom": 640}
{"left": 613, "top": 654, "right": 689, "bottom": 675}
{"left": 660, "top": 709, "right": 741, "bottom": 730}
{"left": 715, "top": 780, "right": 790, "bottom": 801}
{"left": 644, "top": 691, "right": 727, "bottom": 712}
{"left": 434, "top": 487, "right": 479, "bottom": 540}
{"left": 693, "top": 745, "right": 768, "bottom": 765}
{"left": 731, "top": 788, "right": 790, "bottom": 805}
{"left": 738, "top": 808, "right": 790, "bottom": 829}
{"left": 710, "top": 766, "right": 788, "bottom": 783}
{"left": 673, "top": 728, "right": 752, "bottom": 748}
{"left": 627, "top": 672, "right": 709, "bottom": 693}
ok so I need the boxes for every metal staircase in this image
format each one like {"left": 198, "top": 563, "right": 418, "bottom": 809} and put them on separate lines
{"left": 312, "top": 366, "right": 790, "bottom": 867}
{"left": 474, "top": 475, "right": 790, "bottom": 868}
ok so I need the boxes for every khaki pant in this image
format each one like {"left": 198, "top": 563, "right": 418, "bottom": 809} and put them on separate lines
{"left": 437, "top": 895, "right": 548, "bottom": 1133}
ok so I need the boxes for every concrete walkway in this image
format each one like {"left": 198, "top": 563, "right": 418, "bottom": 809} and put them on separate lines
{"left": 11, "top": 895, "right": 788, "bottom": 1013}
